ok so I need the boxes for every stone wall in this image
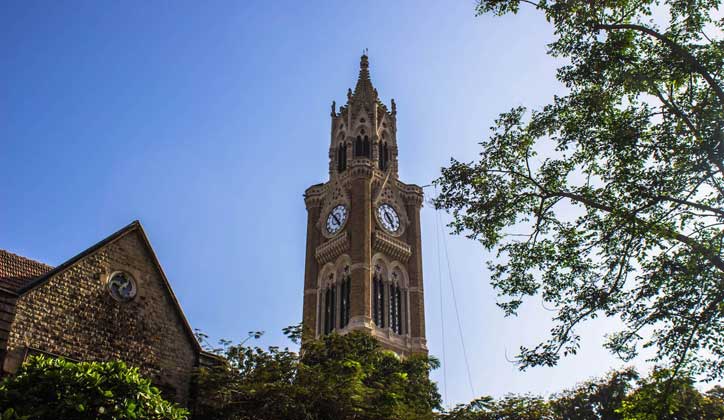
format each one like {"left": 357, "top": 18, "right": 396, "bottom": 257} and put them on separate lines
{"left": 5, "top": 229, "right": 198, "bottom": 404}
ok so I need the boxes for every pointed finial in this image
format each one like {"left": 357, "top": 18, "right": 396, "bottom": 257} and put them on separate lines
{"left": 360, "top": 52, "right": 369, "bottom": 70}
{"left": 391, "top": 98, "right": 396, "bottom": 115}
{"left": 331, "top": 100, "right": 336, "bottom": 117}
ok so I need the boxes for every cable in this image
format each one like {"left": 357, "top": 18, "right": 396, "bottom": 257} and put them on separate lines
{"left": 436, "top": 201, "right": 476, "bottom": 400}
{"left": 433, "top": 200, "right": 448, "bottom": 404}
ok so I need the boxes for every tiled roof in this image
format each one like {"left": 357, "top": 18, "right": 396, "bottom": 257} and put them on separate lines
{"left": 0, "top": 250, "right": 53, "bottom": 293}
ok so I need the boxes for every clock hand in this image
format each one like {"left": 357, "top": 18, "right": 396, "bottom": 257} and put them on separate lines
{"left": 384, "top": 212, "right": 394, "bottom": 225}
{"left": 332, "top": 214, "right": 341, "bottom": 225}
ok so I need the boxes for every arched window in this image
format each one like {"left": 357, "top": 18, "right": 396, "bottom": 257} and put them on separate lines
{"left": 355, "top": 136, "right": 364, "bottom": 157}
{"left": 372, "top": 268, "right": 385, "bottom": 328}
{"left": 337, "top": 143, "right": 347, "bottom": 172}
{"left": 363, "top": 136, "right": 371, "bottom": 158}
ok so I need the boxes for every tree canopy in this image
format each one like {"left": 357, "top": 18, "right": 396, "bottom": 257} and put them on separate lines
{"left": 435, "top": 0, "right": 724, "bottom": 379}
{"left": 193, "top": 327, "right": 441, "bottom": 420}
{"left": 0, "top": 355, "right": 188, "bottom": 420}
{"left": 438, "top": 368, "right": 724, "bottom": 420}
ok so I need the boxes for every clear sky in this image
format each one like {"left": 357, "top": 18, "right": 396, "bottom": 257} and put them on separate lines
{"left": 1, "top": 0, "right": 653, "bottom": 406}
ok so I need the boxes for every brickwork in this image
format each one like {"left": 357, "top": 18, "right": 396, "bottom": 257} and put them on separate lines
{"left": 4, "top": 228, "right": 198, "bottom": 403}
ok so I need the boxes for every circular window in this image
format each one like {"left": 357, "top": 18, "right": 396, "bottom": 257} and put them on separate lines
{"left": 108, "top": 271, "right": 137, "bottom": 302}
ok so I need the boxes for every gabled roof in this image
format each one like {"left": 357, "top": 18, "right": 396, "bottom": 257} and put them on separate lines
{"left": 0, "top": 250, "right": 53, "bottom": 294}
{"left": 2, "top": 221, "right": 201, "bottom": 352}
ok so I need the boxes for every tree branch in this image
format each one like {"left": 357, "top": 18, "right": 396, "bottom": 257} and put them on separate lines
{"left": 651, "top": 85, "right": 724, "bottom": 177}
{"left": 594, "top": 23, "right": 724, "bottom": 106}
{"left": 551, "top": 190, "right": 724, "bottom": 273}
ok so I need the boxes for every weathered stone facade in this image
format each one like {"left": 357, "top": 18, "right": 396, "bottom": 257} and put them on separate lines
{"left": 0, "top": 221, "right": 203, "bottom": 404}
{"left": 302, "top": 55, "right": 427, "bottom": 356}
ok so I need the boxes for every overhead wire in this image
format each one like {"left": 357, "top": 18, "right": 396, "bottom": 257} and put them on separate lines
{"left": 433, "top": 199, "right": 448, "bottom": 403}
{"left": 434, "top": 188, "right": 476, "bottom": 400}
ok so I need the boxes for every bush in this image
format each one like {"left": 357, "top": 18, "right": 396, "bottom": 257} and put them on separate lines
{"left": 0, "top": 355, "right": 188, "bottom": 420}
{"left": 193, "top": 327, "right": 441, "bottom": 420}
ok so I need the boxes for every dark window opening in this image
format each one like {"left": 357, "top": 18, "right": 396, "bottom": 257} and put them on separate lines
{"left": 363, "top": 136, "right": 370, "bottom": 158}
{"left": 355, "top": 136, "right": 364, "bottom": 157}
{"left": 379, "top": 142, "right": 390, "bottom": 170}
{"left": 323, "top": 285, "right": 337, "bottom": 335}
{"left": 340, "top": 276, "right": 351, "bottom": 328}
{"left": 337, "top": 144, "right": 347, "bottom": 172}
{"left": 372, "top": 275, "right": 385, "bottom": 327}
{"left": 387, "top": 284, "right": 403, "bottom": 334}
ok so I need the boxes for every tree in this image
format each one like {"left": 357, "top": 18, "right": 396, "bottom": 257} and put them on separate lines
{"left": 193, "top": 326, "right": 441, "bottom": 420}
{"left": 548, "top": 367, "right": 638, "bottom": 420}
{"left": 441, "top": 395, "right": 554, "bottom": 420}
{"left": 0, "top": 355, "right": 188, "bottom": 420}
{"left": 434, "top": 0, "right": 724, "bottom": 379}
{"left": 437, "top": 368, "right": 724, "bottom": 420}
{"left": 617, "top": 368, "right": 724, "bottom": 420}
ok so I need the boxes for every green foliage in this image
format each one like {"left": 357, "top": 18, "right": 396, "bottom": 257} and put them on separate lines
{"left": 441, "top": 395, "right": 553, "bottom": 420}
{"left": 548, "top": 367, "right": 638, "bottom": 420}
{"left": 193, "top": 326, "right": 441, "bottom": 420}
{"left": 618, "top": 369, "right": 724, "bottom": 420}
{"left": 0, "top": 355, "right": 188, "bottom": 420}
{"left": 438, "top": 368, "right": 724, "bottom": 420}
{"left": 435, "top": 0, "right": 724, "bottom": 378}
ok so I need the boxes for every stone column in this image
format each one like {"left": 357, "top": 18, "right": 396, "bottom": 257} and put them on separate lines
{"left": 348, "top": 164, "right": 373, "bottom": 329}
{"left": 302, "top": 192, "right": 322, "bottom": 338}
{"left": 404, "top": 187, "right": 427, "bottom": 351}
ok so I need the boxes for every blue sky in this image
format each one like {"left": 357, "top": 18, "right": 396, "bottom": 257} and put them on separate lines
{"left": 1, "top": 0, "right": 650, "bottom": 406}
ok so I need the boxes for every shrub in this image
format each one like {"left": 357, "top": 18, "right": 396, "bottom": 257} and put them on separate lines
{"left": 0, "top": 355, "right": 188, "bottom": 420}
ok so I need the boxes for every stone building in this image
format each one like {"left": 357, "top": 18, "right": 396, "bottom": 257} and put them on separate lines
{"left": 0, "top": 220, "right": 207, "bottom": 403}
{"left": 302, "top": 54, "right": 427, "bottom": 356}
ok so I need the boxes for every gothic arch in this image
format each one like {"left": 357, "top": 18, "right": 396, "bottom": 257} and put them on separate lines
{"left": 388, "top": 262, "right": 409, "bottom": 288}
{"left": 318, "top": 262, "right": 336, "bottom": 288}
{"left": 334, "top": 254, "right": 352, "bottom": 276}
{"left": 317, "top": 256, "right": 353, "bottom": 335}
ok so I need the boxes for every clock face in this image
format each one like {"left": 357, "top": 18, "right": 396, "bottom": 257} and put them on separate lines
{"left": 377, "top": 203, "right": 400, "bottom": 233}
{"left": 108, "top": 272, "right": 137, "bottom": 302}
{"left": 326, "top": 205, "right": 348, "bottom": 234}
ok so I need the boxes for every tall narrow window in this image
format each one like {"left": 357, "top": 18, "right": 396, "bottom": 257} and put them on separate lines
{"left": 330, "top": 284, "right": 336, "bottom": 332}
{"left": 388, "top": 282, "right": 403, "bottom": 334}
{"left": 384, "top": 143, "right": 389, "bottom": 168}
{"left": 363, "top": 136, "right": 371, "bottom": 158}
{"left": 379, "top": 142, "right": 389, "bottom": 170}
{"left": 355, "top": 136, "right": 363, "bottom": 157}
{"left": 337, "top": 144, "right": 347, "bottom": 172}
{"left": 388, "top": 283, "right": 395, "bottom": 333}
{"left": 373, "top": 273, "right": 385, "bottom": 327}
{"left": 324, "top": 287, "right": 332, "bottom": 334}
{"left": 323, "top": 284, "right": 338, "bottom": 335}
{"left": 395, "top": 285, "right": 403, "bottom": 334}
{"left": 340, "top": 274, "right": 351, "bottom": 328}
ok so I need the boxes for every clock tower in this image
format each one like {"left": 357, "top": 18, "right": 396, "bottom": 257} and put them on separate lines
{"left": 302, "top": 54, "right": 427, "bottom": 356}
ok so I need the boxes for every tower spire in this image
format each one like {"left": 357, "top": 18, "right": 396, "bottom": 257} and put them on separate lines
{"left": 350, "top": 52, "right": 378, "bottom": 105}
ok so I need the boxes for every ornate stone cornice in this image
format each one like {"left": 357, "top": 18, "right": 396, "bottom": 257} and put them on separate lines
{"left": 373, "top": 230, "right": 411, "bottom": 262}
{"left": 315, "top": 232, "right": 350, "bottom": 265}
{"left": 400, "top": 184, "right": 424, "bottom": 207}
{"left": 304, "top": 183, "right": 326, "bottom": 208}
{"left": 348, "top": 162, "right": 374, "bottom": 180}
